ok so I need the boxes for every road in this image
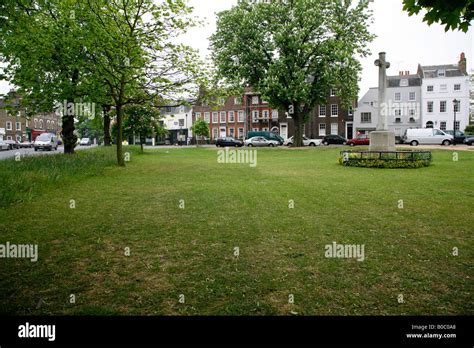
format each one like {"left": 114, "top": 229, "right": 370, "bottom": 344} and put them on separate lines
{"left": 0, "top": 145, "right": 98, "bottom": 161}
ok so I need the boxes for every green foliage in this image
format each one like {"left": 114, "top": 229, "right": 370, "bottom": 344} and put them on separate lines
{"left": 338, "top": 157, "right": 431, "bottom": 169}
{"left": 464, "top": 125, "right": 474, "bottom": 135}
{"left": 210, "top": 0, "right": 374, "bottom": 146}
{"left": 123, "top": 105, "right": 164, "bottom": 151}
{"left": 402, "top": 0, "right": 473, "bottom": 32}
{"left": 191, "top": 118, "right": 210, "bottom": 138}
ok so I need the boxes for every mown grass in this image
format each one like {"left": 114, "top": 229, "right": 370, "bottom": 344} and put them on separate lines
{"left": 0, "top": 146, "right": 472, "bottom": 316}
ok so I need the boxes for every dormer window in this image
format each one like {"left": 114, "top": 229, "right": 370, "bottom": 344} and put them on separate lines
{"left": 400, "top": 79, "right": 408, "bottom": 87}
{"left": 438, "top": 70, "right": 445, "bottom": 77}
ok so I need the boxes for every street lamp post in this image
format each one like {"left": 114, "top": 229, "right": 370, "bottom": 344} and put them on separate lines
{"left": 453, "top": 99, "right": 458, "bottom": 146}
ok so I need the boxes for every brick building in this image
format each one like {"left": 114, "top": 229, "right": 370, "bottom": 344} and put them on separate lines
{"left": 192, "top": 88, "right": 355, "bottom": 142}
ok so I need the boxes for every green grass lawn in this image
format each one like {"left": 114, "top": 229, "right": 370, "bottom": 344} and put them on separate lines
{"left": 0, "top": 146, "right": 472, "bottom": 315}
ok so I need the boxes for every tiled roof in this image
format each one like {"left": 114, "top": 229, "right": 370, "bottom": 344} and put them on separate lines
{"left": 387, "top": 75, "right": 422, "bottom": 87}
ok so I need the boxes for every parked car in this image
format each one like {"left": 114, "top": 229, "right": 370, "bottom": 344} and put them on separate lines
{"left": 79, "top": 138, "right": 92, "bottom": 146}
{"left": 244, "top": 136, "right": 279, "bottom": 147}
{"left": 4, "top": 139, "right": 19, "bottom": 150}
{"left": 284, "top": 136, "right": 321, "bottom": 147}
{"left": 34, "top": 133, "right": 58, "bottom": 151}
{"left": 463, "top": 135, "right": 474, "bottom": 146}
{"left": 322, "top": 135, "right": 347, "bottom": 146}
{"left": 216, "top": 137, "right": 244, "bottom": 147}
{"left": 346, "top": 134, "right": 370, "bottom": 147}
{"left": 19, "top": 141, "right": 33, "bottom": 148}
{"left": 445, "top": 130, "right": 468, "bottom": 144}
{"left": 247, "top": 131, "right": 284, "bottom": 145}
{"left": 0, "top": 140, "right": 10, "bottom": 151}
{"left": 402, "top": 128, "right": 453, "bottom": 146}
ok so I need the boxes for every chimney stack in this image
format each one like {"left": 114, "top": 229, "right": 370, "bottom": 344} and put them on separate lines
{"left": 459, "top": 52, "right": 467, "bottom": 75}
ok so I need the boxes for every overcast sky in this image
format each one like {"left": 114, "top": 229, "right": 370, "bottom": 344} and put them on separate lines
{"left": 1, "top": 0, "right": 472, "bottom": 100}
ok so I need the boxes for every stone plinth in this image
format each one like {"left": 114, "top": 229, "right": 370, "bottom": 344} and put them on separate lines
{"left": 369, "top": 131, "right": 396, "bottom": 152}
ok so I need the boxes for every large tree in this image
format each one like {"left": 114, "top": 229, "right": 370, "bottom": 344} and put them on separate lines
{"left": 210, "top": 0, "right": 374, "bottom": 147}
{"left": 403, "top": 0, "right": 473, "bottom": 33}
{"left": 123, "top": 105, "right": 164, "bottom": 152}
{"left": 0, "top": 0, "right": 94, "bottom": 154}
{"left": 83, "top": 0, "right": 204, "bottom": 166}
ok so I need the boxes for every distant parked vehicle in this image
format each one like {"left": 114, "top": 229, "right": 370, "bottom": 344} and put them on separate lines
{"left": 4, "top": 139, "right": 19, "bottom": 150}
{"left": 322, "top": 135, "right": 347, "bottom": 146}
{"left": 245, "top": 136, "right": 279, "bottom": 147}
{"left": 216, "top": 137, "right": 244, "bottom": 147}
{"left": 247, "top": 131, "right": 284, "bottom": 145}
{"left": 19, "top": 141, "right": 33, "bottom": 148}
{"left": 346, "top": 134, "right": 370, "bottom": 147}
{"left": 0, "top": 140, "right": 10, "bottom": 151}
{"left": 284, "top": 136, "right": 321, "bottom": 147}
{"left": 79, "top": 138, "right": 92, "bottom": 146}
{"left": 402, "top": 128, "right": 453, "bottom": 146}
{"left": 34, "top": 133, "right": 58, "bottom": 151}
{"left": 445, "top": 130, "right": 468, "bottom": 144}
{"left": 463, "top": 135, "right": 474, "bottom": 146}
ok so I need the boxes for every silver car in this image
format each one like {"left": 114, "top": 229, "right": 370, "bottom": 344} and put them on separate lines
{"left": 244, "top": 136, "right": 279, "bottom": 147}
{"left": 0, "top": 140, "right": 10, "bottom": 151}
{"left": 34, "top": 133, "right": 58, "bottom": 151}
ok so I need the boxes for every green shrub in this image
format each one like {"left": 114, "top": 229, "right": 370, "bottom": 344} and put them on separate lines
{"left": 338, "top": 156, "right": 431, "bottom": 169}
{"left": 464, "top": 125, "right": 474, "bottom": 135}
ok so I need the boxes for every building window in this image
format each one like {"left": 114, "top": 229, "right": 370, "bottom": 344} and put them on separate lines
{"left": 229, "top": 111, "right": 235, "bottom": 123}
{"left": 212, "top": 112, "right": 218, "bottom": 124}
{"left": 394, "top": 93, "right": 401, "bottom": 101}
{"left": 252, "top": 96, "right": 259, "bottom": 105}
{"left": 440, "top": 84, "right": 447, "bottom": 91}
{"left": 16, "top": 135, "right": 22, "bottom": 142}
{"left": 195, "top": 112, "right": 201, "bottom": 120}
{"left": 319, "top": 123, "right": 326, "bottom": 136}
{"left": 438, "top": 70, "right": 445, "bottom": 77}
{"left": 252, "top": 110, "right": 259, "bottom": 122}
{"left": 440, "top": 121, "right": 447, "bottom": 131}
{"left": 252, "top": 128, "right": 259, "bottom": 132}
{"left": 219, "top": 98, "right": 225, "bottom": 106}
{"left": 234, "top": 97, "right": 242, "bottom": 105}
{"left": 331, "top": 123, "right": 338, "bottom": 135}
{"left": 271, "top": 110, "right": 278, "bottom": 120}
{"left": 212, "top": 128, "right": 218, "bottom": 139}
{"left": 426, "top": 121, "right": 434, "bottom": 128}
{"left": 262, "top": 127, "right": 269, "bottom": 132}
{"left": 427, "top": 101, "right": 434, "bottom": 113}
{"left": 238, "top": 128, "right": 244, "bottom": 139}
{"left": 454, "top": 84, "right": 461, "bottom": 91}
{"left": 427, "top": 85, "right": 434, "bottom": 92}
{"left": 330, "top": 88, "right": 336, "bottom": 97}
{"left": 39, "top": 120, "right": 43, "bottom": 129}
{"left": 179, "top": 119, "right": 185, "bottom": 127}
{"left": 220, "top": 112, "right": 226, "bottom": 123}
{"left": 204, "top": 112, "right": 210, "bottom": 123}
{"left": 262, "top": 99, "right": 268, "bottom": 104}
{"left": 179, "top": 106, "right": 185, "bottom": 114}
{"left": 395, "top": 118, "right": 401, "bottom": 123}
{"left": 47, "top": 120, "right": 51, "bottom": 129}
{"left": 361, "top": 112, "right": 371, "bottom": 123}
{"left": 440, "top": 101, "right": 447, "bottom": 113}
{"left": 409, "top": 92, "right": 416, "bottom": 101}
{"left": 165, "top": 106, "right": 172, "bottom": 113}
{"left": 51, "top": 121, "right": 55, "bottom": 129}
{"left": 454, "top": 100, "right": 461, "bottom": 113}
{"left": 34, "top": 119, "right": 38, "bottom": 128}
{"left": 455, "top": 121, "right": 460, "bottom": 131}
{"left": 16, "top": 122, "right": 21, "bottom": 131}
{"left": 395, "top": 109, "right": 402, "bottom": 116}
{"left": 263, "top": 110, "right": 269, "bottom": 119}
{"left": 229, "top": 128, "right": 235, "bottom": 137}
{"left": 6, "top": 121, "right": 12, "bottom": 130}
{"left": 238, "top": 111, "right": 245, "bottom": 122}
{"left": 348, "top": 107, "right": 353, "bottom": 117}
{"left": 409, "top": 117, "right": 416, "bottom": 123}
{"left": 331, "top": 104, "right": 338, "bottom": 117}
{"left": 319, "top": 105, "right": 326, "bottom": 117}
{"left": 6, "top": 136, "right": 12, "bottom": 140}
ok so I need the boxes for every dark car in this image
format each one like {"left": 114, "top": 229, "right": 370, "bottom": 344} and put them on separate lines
{"left": 463, "top": 135, "right": 474, "bottom": 146}
{"left": 445, "top": 130, "right": 468, "bottom": 144}
{"left": 216, "top": 137, "right": 244, "bottom": 147}
{"left": 346, "top": 134, "right": 370, "bottom": 147}
{"left": 322, "top": 135, "right": 347, "bottom": 146}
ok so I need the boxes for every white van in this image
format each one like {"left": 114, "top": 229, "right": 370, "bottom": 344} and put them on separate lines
{"left": 402, "top": 128, "right": 453, "bottom": 146}
{"left": 34, "top": 133, "right": 58, "bottom": 151}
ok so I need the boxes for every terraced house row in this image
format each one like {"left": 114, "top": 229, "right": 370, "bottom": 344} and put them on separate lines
{"left": 192, "top": 88, "right": 355, "bottom": 141}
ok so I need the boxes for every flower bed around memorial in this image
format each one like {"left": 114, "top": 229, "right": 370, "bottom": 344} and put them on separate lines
{"left": 339, "top": 150, "right": 432, "bottom": 169}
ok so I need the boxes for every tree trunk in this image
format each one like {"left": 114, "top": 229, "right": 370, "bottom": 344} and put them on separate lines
{"left": 293, "top": 112, "right": 304, "bottom": 147}
{"left": 116, "top": 103, "right": 125, "bottom": 167}
{"left": 140, "top": 136, "right": 144, "bottom": 152}
{"left": 103, "top": 105, "right": 112, "bottom": 146}
{"left": 62, "top": 99, "right": 77, "bottom": 154}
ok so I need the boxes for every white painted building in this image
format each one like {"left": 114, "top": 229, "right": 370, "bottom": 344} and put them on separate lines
{"left": 354, "top": 87, "right": 378, "bottom": 135}
{"left": 418, "top": 53, "right": 470, "bottom": 132}
{"left": 158, "top": 105, "right": 193, "bottom": 145}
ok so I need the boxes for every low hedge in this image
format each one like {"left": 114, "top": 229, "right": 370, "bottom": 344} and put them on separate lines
{"left": 338, "top": 157, "right": 431, "bottom": 168}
